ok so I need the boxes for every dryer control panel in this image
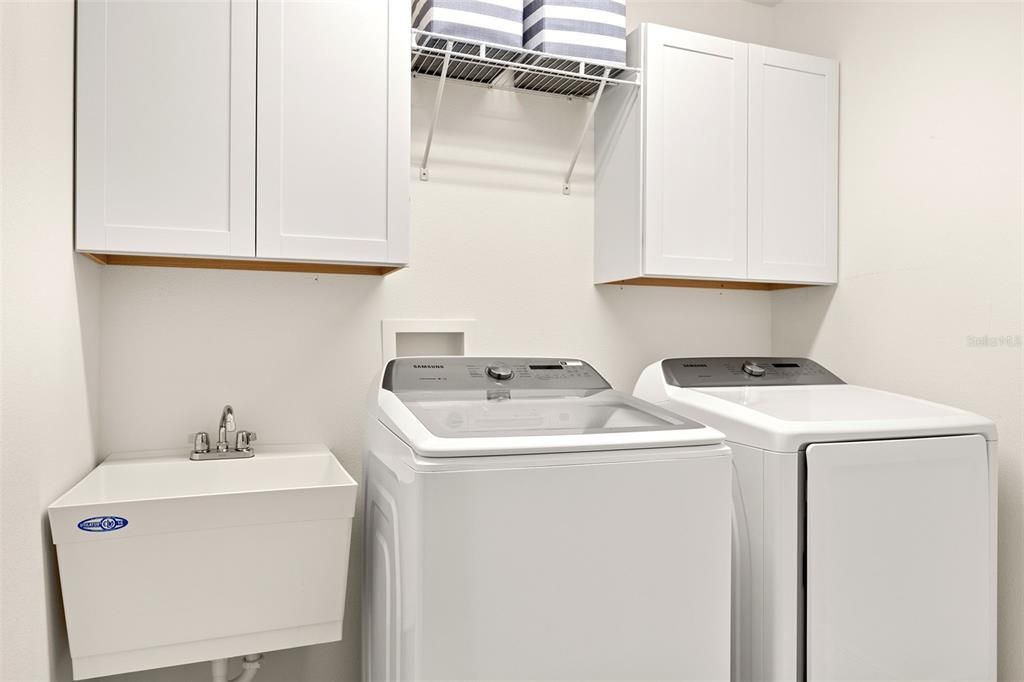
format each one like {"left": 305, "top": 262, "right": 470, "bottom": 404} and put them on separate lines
{"left": 663, "top": 357, "right": 845, "bottom": 387}
{"left": 383, "top": 357, "right": 612, "bottom": 393}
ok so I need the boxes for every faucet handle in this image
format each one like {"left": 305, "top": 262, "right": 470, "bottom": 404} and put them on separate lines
{"left": 192, "top": 431, "right": 210, "bottom": 454}
{"left": 235, "top": 430, "right": 257, "bottom": 453}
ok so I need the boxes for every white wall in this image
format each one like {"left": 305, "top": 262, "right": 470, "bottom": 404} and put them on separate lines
{"left": 0, "top": 2, "right": 103, "bottom": 681}
{"left": 628, "top": 0, "right": 774, "bottom": 41}
{"left": 768, "top": 3, "right": 1024, "bottom": 679}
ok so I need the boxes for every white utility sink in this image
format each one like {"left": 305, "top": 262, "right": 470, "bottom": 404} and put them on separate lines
{"left": 49, "top": 444, "right": 357, "bottom": 680}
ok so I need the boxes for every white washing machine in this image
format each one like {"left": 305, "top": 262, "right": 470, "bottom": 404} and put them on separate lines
{"left": 363, "top": 357, "right": 732, "bottom": 682}
{"left": 635, "top": 357, "right": 997, "bottom": 682}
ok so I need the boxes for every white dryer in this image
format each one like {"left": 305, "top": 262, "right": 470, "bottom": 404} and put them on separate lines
{"left": 363, "top": 357, "right": 732, "bottom": 682}
{"left": 635, "top": 357, "right": 996, "bottom": 682}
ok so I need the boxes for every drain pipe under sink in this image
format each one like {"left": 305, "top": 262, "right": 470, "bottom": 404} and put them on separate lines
{"left": 212, "top": 654, "right": 263, "bottom": 682}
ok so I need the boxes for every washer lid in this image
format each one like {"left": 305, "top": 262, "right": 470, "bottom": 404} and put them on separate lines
{"left": 377, "top": 357, "right": 725, "bottom": 457}
{"left": 655, "top": 383, "right": 996, "bottom": 452}
{"left": 400, "top": 389, "right": 698, "bottom": 439}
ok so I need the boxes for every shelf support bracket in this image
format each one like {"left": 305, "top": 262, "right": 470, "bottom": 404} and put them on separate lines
{"left": 563, "top": 67, "right": 611, "bottom": 195}
{"left": 420, "top": 41, "right": 453, "bottom": 181}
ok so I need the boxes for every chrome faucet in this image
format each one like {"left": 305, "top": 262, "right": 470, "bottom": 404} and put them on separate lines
{"left": 216, "top": 404, "right": 236, "bottom": 453}
{"left": 190, "top": 404, "right": 256, "bottom": 461}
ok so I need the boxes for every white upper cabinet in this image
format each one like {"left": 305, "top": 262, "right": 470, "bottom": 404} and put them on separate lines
{"left": 76, "top": 0, "right": 408, "bottom": 271}
{"left": 595, "top": 24, "right": 839, "bottom": 288}
{"left": 748, "top": 45, "right": 838, "bottom": 284}
{"left": 256, "top": 0, "right": 408, "bottom": 266}
{"left": 76, "top": 0, "right": 256, "bottom": 257}
{"left": 644, "top": 26, "right": 748, "bottom": 280}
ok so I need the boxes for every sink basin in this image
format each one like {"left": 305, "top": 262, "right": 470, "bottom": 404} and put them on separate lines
{"left": 49, "top": 444, "right": 357, "bottom": 680}
{"left": 51, "top": 443, "right": 354, "bottom": 520}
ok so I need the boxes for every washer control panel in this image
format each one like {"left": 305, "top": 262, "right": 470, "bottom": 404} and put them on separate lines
{"left": 383, "top": 357, "right": 612, "bottom": 392}
{"left": 663, "top": 357, "right": 845, "bottom": 387}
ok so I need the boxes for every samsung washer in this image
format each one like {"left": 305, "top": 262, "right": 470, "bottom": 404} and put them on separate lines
{"left": 363, "top": 357, "right": 733, "bottom": 681}
{"left": 635, "top": 357, "right": 996, "bottom": 682}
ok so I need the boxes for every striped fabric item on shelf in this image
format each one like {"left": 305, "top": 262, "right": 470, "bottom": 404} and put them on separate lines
{"left": 522, "top": 0, "right": 627, "bottom": 66}
{"left": 413, "top": 0, "right": 524, "bottom": 48}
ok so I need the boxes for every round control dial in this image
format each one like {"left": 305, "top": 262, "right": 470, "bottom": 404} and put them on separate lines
{"left": 486, "top": 364, "right": 514, "bottom": 381}
{"left": 742, "top": 360, "right": 767, "bottom": 377}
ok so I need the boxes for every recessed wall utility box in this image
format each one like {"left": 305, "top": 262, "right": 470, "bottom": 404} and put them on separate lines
{"left": 382, "top": 319, "right": 475, "bottom": 361}
{"left": 397, "top": 331, "right": 464, "bottom": 357}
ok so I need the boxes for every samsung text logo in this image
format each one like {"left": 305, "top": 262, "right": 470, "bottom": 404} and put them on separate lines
{"left": 413, "top": 364, "right": 444, "bottom": 369}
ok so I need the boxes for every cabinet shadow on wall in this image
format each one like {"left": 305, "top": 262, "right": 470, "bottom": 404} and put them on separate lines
{"left": 770, "top": 284, "right": 838, "bottom": 354}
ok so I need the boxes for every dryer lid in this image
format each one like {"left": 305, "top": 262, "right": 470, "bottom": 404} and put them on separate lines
{"left": 633, "top": 358, "right": 997, "bottom": 452}
{"left": 657, "top": 384, "right": 996, "bottom": 452}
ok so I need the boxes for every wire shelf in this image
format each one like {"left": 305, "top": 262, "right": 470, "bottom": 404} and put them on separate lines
{"left": 411, "top": 29, "right": 640, "bottom": 99}
{"left": 411, "top": 29, "right": 641, "bottom": 193}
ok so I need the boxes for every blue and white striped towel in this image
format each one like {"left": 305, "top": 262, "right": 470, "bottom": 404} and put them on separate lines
{"left": 413, "top": 0, "right": 524, "bottom": 49}
{"left": 522, "top": 0, "right": 627, "bottom": 66}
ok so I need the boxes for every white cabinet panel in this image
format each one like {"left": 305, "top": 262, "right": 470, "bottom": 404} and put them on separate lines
{"left": 806, "top": 435, "right": 994, "bottom": 681}
{"left": 748, "top": 46, "right": 838, "bottom": 283}
{"left": 644, "top": 26, "right": 748, "bottom": 279}
{"left": 595, "top": 25, "right": 838, "bottom": 289}
{"left": 257, "top": 0, "right": 409, "bottom": 265}
{"left": 76, "top": 0, "right": 255, "bottom": 257}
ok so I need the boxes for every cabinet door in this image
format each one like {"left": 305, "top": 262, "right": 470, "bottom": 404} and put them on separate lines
{"left": 643, "top": 26, "right": 748, "bottom": 280}
{"left": 748, "top": 46, "right": 838, "bottom": 283}
{"left": 257, "top": 0, "right": 409, "bottom": 265}
{"left": 76, "top": 0, "right": 256, "bottom": 257}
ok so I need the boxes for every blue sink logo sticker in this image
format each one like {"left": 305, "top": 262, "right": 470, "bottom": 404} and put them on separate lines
{"left": 77, "top": 516, "right": 128, "bottom": 533}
